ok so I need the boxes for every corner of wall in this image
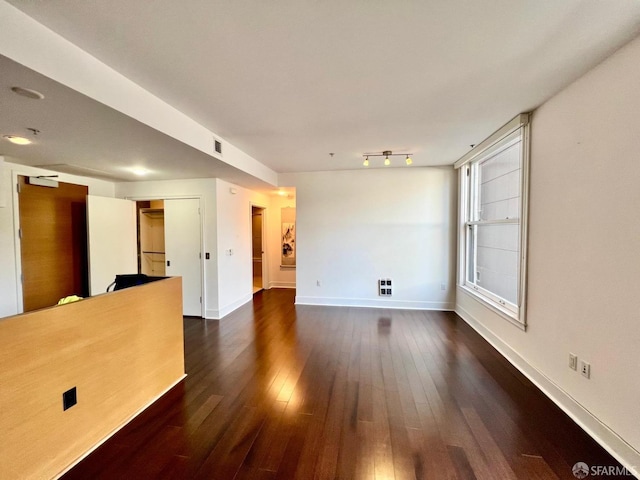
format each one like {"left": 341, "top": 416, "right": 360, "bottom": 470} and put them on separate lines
{"left": 207, "top": 293, "right": 253, "bottom": 320}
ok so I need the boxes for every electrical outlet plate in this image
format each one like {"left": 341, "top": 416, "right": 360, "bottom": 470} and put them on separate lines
{"left": 580, "top": 360, "right": 591, "bottom": 379}
{"left": 63, "top": 387, "right": 77, "bottom": 410}
{"left": 569, "top": 353, "right": 578, "bottom": 371}
{"left": 378, "top": 278, "right": 392, "bottom": 296}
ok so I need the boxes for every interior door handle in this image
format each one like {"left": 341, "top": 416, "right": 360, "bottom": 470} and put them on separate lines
{"left": 167, "top": 260, "right": 170, "bottom": 267}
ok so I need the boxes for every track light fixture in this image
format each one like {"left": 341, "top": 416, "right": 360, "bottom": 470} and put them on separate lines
{"left": 361, "top": 150, "right": 413, "bottom": 167}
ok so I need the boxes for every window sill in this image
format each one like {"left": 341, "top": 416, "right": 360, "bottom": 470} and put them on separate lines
{"left": 459, "top": 284, "right": 526, "bottom": 331}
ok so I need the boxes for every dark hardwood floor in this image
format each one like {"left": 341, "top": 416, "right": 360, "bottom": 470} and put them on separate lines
{"left": 63, "top": 289, "right": 626, "bottom": 479}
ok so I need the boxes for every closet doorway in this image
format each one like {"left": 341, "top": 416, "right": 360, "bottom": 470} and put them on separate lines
{"left": 136, "top": 198, "right": 203, "bottom": 316}
{"left": 138, "top": 200, "right": 166, "bottom": 276}
{"left": 251, "top": 206, "right": 265, "bottom": 293}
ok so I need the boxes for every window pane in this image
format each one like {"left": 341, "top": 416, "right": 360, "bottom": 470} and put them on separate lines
{"left": 478, "top": 140, "right": 521, "bottom": 221}
{"left": 476, "top": 223, "right": 519, "bottom": 304}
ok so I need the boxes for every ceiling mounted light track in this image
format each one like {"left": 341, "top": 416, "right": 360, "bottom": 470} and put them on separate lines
{"left": 362, "top": 150, "right": 413, "bottom": 167}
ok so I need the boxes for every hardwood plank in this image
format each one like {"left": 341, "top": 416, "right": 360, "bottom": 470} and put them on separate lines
{"left": 193, "top": 405, "right": 265, "bottom": 480}
{"left": 413, "top": 402, "right": 459, "bottom": 479}
{"left": 372, "top": 348, "right": 396, "bottom": 479}
{"left": 313, "top": 310, "right": 355, "bottom": 480}
{"left": 279, "top": 413, "right": 321, "bottom": 479}
{"left": 335, "top": 380, "right": 360, "bottom": 480}
{"left": 448, "top": 444, "right": 478, "bottom": 480}
{"left": 514, "top": 454, "right": 560, "bottom": 480}
{"left": 156, "top": 455, "right": 191, "bottom": 480}
{"left": 461, "top": 406, "right": 518, "bottom": 480}
{"left": 355, "top": 420, "right": 376, "bottom": 479}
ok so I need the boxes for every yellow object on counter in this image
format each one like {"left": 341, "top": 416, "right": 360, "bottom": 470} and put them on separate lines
{"left": 57, "top": 295, "right": 83, "bottom": 305}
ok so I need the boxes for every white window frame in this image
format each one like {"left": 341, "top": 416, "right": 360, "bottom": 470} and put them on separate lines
{"left": 455, "top": 113, "right": 530, "bottom": 329}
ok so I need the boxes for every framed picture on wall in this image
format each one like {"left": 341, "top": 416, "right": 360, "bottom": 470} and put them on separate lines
{"left": 281, "top": 207, "right": 295, "bottom": 267}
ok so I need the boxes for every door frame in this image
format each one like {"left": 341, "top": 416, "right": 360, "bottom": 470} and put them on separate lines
{"left": 12, "top": 172, "right": 25, "bottom": 313}
{"left": 125, "top": 194, "right": 205, "bottom": 318}
{"left": 11, "top": 169, "right": 94, "bottom": 314}
{"left": 250, "top": 201, "right": 268, "bottom": 292}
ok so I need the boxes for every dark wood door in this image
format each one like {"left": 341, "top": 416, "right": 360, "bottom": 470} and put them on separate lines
{"left": 18, "top": 176, "right": 88, "bottom": 312}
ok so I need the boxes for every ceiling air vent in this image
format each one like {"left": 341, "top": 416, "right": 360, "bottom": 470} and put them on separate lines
{"left": 214, "top": 139, "right": 222, "bottom": 155}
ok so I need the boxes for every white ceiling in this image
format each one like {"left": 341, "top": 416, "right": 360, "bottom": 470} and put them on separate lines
{"left": 3, "top": 0, "right": 640, "bottom": 181}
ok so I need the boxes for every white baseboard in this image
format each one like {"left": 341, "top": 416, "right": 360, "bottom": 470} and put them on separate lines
{"left": 54, "top": 374, "right": 187, "bottom": 479}
{"left": 456, "top": 304, "right": 640, "bottom": 478}
{"left": 295, "top": 295, "right": 453, "bottom": 311}
{"left": 205, "top": 293, "right": 253, "bottom": 319}
{"left": 268, "top": 281, "right": 296, "bottom": 289}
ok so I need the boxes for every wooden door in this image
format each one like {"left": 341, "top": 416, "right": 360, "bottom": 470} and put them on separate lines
{"left": 18, "top": 176, "right": 89, "bottom": 312}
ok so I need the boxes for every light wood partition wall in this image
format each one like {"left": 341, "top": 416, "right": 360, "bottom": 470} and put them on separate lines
{"left": 0, "top": 277, "right": 185, "bottom": 479}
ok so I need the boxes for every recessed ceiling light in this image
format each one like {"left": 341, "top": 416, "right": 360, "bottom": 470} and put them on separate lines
{"left": 11, "top": 86, "right": 45, "bottom": 100}
{"left": 3, "top": 135, "right": 32, "bottom": 145}
{"left": 131, "top": 167, "right": 149, "bottom": 176}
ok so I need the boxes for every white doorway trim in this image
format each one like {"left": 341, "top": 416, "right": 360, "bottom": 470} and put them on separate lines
{"left": 11, "top": 170, "right": 25, "bottom": 314}
{"left": 250, "top": 201, "right": 268, "bottom": 293}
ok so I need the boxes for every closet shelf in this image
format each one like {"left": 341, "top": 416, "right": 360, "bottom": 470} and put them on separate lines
{"left": 140, "top": 208, "right": 164, "bottom": 219}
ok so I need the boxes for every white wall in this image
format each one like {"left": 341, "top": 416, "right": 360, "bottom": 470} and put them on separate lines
{"left": 267, "top": 194, "right": 297, "bottom": 289}
{"left": 282, "top": 167, "right": 457, "bottom": 310}
{"left": 0, "top": 160, "right": 115, "bottom": 317}
{"left": 215, "top": 178, "right": 271, "bottom": 318}
{"left": 455, "top": 34, "right": 640, "bottom": 474}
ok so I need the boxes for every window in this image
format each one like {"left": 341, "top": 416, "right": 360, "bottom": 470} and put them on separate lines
{"left": 456, "top": 114, "right": 530, "bottom": 328}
